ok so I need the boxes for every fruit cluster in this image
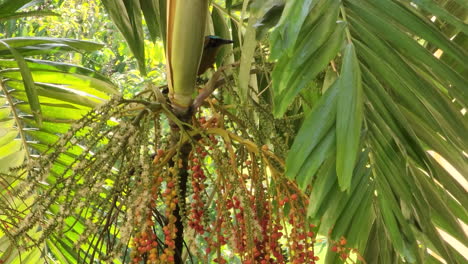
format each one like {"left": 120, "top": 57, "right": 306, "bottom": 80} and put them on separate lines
{"left": 288, "top": 209, "right": 318, "bottom": 263}
{"left": 331, "top": 236, "right": 353, "bottom": 261}
{"left": 160, "top": 177, "right": 178, "bottom": 263}
{"left": 188, "top": 154, "right": 207, "bottom": 234}
{"left": 201, "top": 198, "right": 229, "bottom": 263}
{"left": 127, "top": 113, "right": 323, "bottom": 263}
{"left": 132, "top": 228, "right": 158, "bottom": 263}
{"left": 130, "top": 149, "right": 180, "bottom": 264}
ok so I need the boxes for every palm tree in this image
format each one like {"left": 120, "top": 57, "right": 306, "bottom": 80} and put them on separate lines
{"left": 0, "top": 0, "right": 466, "bottom": 263}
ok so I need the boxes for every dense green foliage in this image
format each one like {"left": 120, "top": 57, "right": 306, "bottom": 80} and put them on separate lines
{"left": 0, "top": 0, "right": 467, "bottom": 263}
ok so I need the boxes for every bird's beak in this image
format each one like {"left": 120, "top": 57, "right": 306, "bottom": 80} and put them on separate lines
{"left": 220, "top": 39, "right": 234, "bottom": 45}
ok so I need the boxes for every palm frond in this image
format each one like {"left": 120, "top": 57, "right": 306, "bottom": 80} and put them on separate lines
{"left": 271, "top": 0, "right": 467, "bottom": 262}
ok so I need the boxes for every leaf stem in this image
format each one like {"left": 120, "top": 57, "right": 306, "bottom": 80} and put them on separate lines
{"left": 340, "top": 6, "right": 353, "bottom": 43}
{"left": 212, "top": 3, "right": 241, "bottom": 26}
{"left": 0, "top": 80, "right": 31, "bottom": 162}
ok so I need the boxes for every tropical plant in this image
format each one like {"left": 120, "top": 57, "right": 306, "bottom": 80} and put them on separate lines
{"left": 0, "top": 0, "right": 466, "bottom": 263}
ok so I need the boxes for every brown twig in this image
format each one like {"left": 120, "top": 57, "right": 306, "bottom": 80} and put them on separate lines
{"left": 191, "top": 63, "right": 238, "bottom": 110}
{"left": 191, "top": 65, "right": 263, "bottom": 111}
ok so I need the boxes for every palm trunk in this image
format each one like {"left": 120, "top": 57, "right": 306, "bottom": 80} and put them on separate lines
{"left": 165, "top": 1, "right": 208, "bottom": 261}
{"left": 169, "top": 113, "right": 193, "bottom": 264}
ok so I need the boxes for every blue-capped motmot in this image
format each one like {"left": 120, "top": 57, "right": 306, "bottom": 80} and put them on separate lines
{"left": 198, "top": 35, "right": 233, "bottom": 75}
{"left": 160, "top": 36, "right": 233, "bottom": 96}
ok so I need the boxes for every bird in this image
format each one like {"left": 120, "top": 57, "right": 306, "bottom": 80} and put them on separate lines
{"left": 161, "top": 36, "right": 233, "bottom": 96}
{"left": 198, "top": 35, "right": 234, "bottom": 75}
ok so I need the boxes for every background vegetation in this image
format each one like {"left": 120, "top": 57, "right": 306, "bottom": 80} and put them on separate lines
{"left": 0, "top": 0, "right": 466, "bottom": 263}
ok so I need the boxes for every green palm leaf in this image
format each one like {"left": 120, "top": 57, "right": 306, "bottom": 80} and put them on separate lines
{"left": 0, "top": 35, "right": 118, "bottom": 263}
{"left": 1, "top": 0, "right": 466, "bottom": 263}
{"left": 272, "top": 0, "right": 467, "bottom": 263}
